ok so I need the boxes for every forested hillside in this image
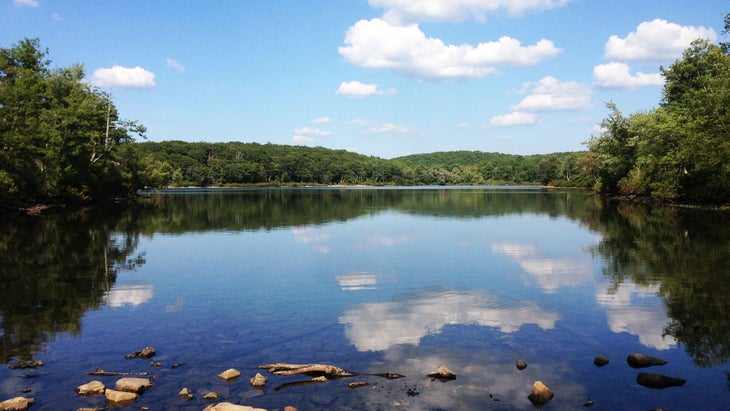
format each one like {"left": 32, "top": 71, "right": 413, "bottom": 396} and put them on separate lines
{"left": 135, "top": 141, "right": 588, "bottom": 187}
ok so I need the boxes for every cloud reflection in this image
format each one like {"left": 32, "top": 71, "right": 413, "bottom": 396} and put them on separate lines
{"left": 337, "top": 272, "right": 378, "bottom": 291}
{"left": 292, "top": 226, "right": 330, "bottom": 253}
{"left": 339, "top": 289, "right": 558, "bottom": 351}
{"left": 596, "top": 281, "right": 676, "bottom": 349}
{"left": 103, "top": 284, "right": 154, "bottom": 307}
{"left": 492, "top": 242, "right": 592, "bottom": 293}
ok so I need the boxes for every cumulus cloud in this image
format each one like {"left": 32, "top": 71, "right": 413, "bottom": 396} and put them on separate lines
{"left": 166, "top": 58, "right": 185, "bottom": 73}
{"left": 291, "top": 135, "right": 315, "bottom": 144}
{"left": 293, "top": 127, "right": 331, "bottom": 136}
{"left": 351, "top": 118, "right": 418, "bottom": 135}
{"left": 512, "top": 76, "right": 591, "bottom": 112}
{"left": 313, "top": 116, "right": 331, "bottom": 124}
{"left": 490, "top": 111, "right": 538, "bottom": 127}
{"left": 337, "top": 80, "right": 396, "bottom": 98}
{"left": 339, "top": 18, "right": 561, "bottom": 80}
{"left": 369, "top": 0, "right": 570, "bottom": 24}
{"left": 89, "top": 65, "right": 156, "bottom": 88}
{"left": 13, "top": 0, "right": 39, "bottom": 7}
{"left": 593, "top": 62, "right": 664, "bottom": 89}
{"left": 605, "top": 18, "right": 717, "bottom": 62}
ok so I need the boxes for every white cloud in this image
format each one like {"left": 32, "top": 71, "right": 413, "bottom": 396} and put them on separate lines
{"left": 351, "top": 118, "right": 418, "bottom": 135}
{"left": 513, "top": 76, "right": 591, "bottom": 112}
{"left": 490, "top": 111, "right": 538, "bottom": 127}
{"left": 605, "top": 18, "right": 717, "bottom": 62}
{"left": 13, "top": 0, "right": 39, "bottom": 7}
{"left": 369, "top": 0, "right": 570, "bottom": 24}
{"left": 291, "top": 135, "right": 315, "bottom": 144}
{"left": 166, "top": 58, "right": 185, "bottom": 74}
{"left": 339, "top": 18, "right": 561, "bottom": 80}
{"left": 293, "top": 127, "right": 331, "bottom": 136}
{"left": 593, "top": 62, "right": 664, "bottom": 89}
{"left": 89, "top": 65, "right": 156, "bottom": 88}
{"left": 336, "top": 80, "right": 396, "bottom": 98}
{"left": 312, "top": 116, "right": 331, "bottom": 124}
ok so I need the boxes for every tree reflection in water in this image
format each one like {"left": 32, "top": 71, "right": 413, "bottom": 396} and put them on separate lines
{"left": 588, "top": 202, "right": 730, "bottom": 367}
{"left": 0, "top": 205, "right": 144, "bottom": 363}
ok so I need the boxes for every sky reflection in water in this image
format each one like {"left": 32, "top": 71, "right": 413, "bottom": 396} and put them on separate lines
{"left": 1, "top": 188, "right": 727, "bottom": 410}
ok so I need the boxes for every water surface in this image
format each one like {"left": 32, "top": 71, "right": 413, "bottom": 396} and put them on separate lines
{"left": 1, "top": 187, "right": 728, "bottom": 410}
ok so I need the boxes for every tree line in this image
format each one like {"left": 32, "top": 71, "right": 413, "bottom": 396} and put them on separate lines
{"left": 2, "top": 17, "right": 729, "bottom": 206}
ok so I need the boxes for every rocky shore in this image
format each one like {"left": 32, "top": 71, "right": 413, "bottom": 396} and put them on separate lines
{"left": 2, "top": 347, "right": 688, "bottom": 410}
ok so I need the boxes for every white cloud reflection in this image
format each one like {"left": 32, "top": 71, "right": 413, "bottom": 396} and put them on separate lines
{"left": 491, "top": 242, "right": 592, "bottom": 293}
{"left": 337, "top": 272, "right": 378, "bottom": 291}
{"left": 104, "top": 284, "right": 154, "bottom": 307}
{"left": 292, "top": 226, "right": 330, "bottom": 253}
{"left": 596, "top": 280, "right": 676, "bottom": 350}
{"left": 339, "top": 289, "right": 558, "bottom": 351}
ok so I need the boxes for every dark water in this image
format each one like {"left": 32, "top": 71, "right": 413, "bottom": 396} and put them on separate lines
{"left": 1, "top": 187, "right": 729, "bottom": 410}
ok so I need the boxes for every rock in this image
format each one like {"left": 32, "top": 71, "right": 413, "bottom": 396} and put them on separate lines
{"left": 582, "top": 399, "right": 595, "bottom": 407}
{"left": 516, "top": 359, "right": 527, "bottom": 370}
{"left": 311, "top": 376, "right": 328, "bottom": 382}
{"left": 283, "top": 407, "right": 298, "bottom": 411}
{"left": 177, "top": 387, "right": 194, "bottom": 400}
{"left": 75, "top": 380, "right": 105, "bottom": 396}
{"left": 528, "top": 381, "right": 554, "bottom": 407}
{"left": 348, "top": 381, "right": 370, "bottom": 389}
{"left": 0, "top": 397, "right": 35, "bottom": 411}
{"left": 249, "top": 373, "right": 267, "bottom": 387}
{"left": 8, "top": 360, "right": 43, "bottom": 369}
{"left": 124, "top": 347, "right": 156, "bottom": 359}
{"left": 105, "top": 389, "right": 137, "bottom": 403}
{"left": 204, "top": 391, "right": 219, "bottom": 400}
{"left": 593, "top": 355, "right": 609, "bottom": 367}
{"left": 636, "top": 373, "right": 686, "bottom": 389}
{"left": 427, "top": 364, "right": 456, "bottom": 380}
{"left": 115, "top": 377, "right": 152, "bottom": 393}
{"left": 203, "top": 402, "right": 267, "bottom": 411}
{"left": 218, "top": 368, "right": 242, "bottom": 381}
{"left": 626, "top": 353, "right": 667, "bottom": 368}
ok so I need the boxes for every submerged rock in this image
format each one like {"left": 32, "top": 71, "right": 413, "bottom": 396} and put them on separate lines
{"left": 203, "top": 402, "right": 267, "bottom": 411}
{"left": 218, "top": 368, "right": 242, "bottom": 381}
{"left": 516, "top": 359, "right": 528, "bottom": 370}
{"left": 593, "top": 355, "right": 609, "bottom": 367}
{"left": 636, "top": 373, "right": 686, "bottom": 389}
{"left": 528, "top": 381, "right": 554, "bottom": 407}
{"left": 105, "top": 388, "right": 137, "bottom": 403}
{"left": 626, "top": 353, "right": 667, "bottom": 368}
{"left": 0, "top": 397, "right": 35, "bottom": 411}
{"left": 124, "top": 347, "right": 156, "bottom": 359}
{"left": 427, "top": 364, "right": 456, "bottom": 381}
{"left": 8, "top": 360, "right": 43, "bottom": 369}
{"left": 348, "top": 381, "right": 370, "bottom": 389}
{"left": 75, "top": 380, "right": 105, "bottom": 396}
{"left": 115, "top": 377, "right": 152, "bottom": 393}
{"left": 249, "top": 373, "right": 267, "bottom": 387}
{"left": 178, "top": 387, "right": 194, "bottom": 400}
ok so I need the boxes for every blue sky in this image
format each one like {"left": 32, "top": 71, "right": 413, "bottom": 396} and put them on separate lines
{"left": 2, "top": 0, "right": 726, "bottom": 158}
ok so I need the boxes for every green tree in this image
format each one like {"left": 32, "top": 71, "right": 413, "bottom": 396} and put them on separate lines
{"left": 0, "top": 38, "right": 145, "bottom": 204}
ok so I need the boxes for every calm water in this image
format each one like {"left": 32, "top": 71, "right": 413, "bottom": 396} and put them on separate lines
{"left": 1, "top": 187, "right": 729, "bottom": 410}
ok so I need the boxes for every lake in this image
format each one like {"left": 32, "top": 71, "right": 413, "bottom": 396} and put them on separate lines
{"left": 1, "top": 187, "right": 729, "bottom": 410}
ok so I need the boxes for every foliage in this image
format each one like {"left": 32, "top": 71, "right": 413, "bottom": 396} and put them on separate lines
{"left": 588, "top": 31, "right": 730, "bottom": 204}
{"left": 134, "top": 142, "right": 592, "bottom": 188}
{"left": 0, "top": 38, "right": 145, "bottom": 204}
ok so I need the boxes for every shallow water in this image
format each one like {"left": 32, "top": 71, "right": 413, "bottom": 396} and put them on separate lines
{"left": 1, "top": 187, "right": 729, "bottom": 410}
